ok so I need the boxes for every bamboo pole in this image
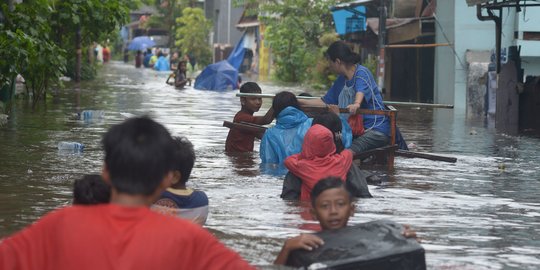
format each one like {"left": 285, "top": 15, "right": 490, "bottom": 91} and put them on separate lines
{"left": 385, "top": 43, "right": 450, "bottom": 48}
{"left": 395, "top": 150, "right": 457, "bottom": 163}
{"left": 235, "top": 93, "right": 454, "bottom": 109}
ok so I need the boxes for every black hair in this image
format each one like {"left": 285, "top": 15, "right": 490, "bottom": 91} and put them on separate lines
{"left": 172, "top": 136, "right": 195, "bottom": 184}
{"left": 147, "top": 48, "right": 152, "bottom": 53}
{"left": 272, "top": 91, "right": 301, "bottom": 118}
{"left": 312, "top": 112, "right": 344, "bottom": 153}
{"left": 102, "top": 116, "right": 174, "bottom": 196}
{"left": 73, "top": 174, "right": 111, "bottom": 205}
{"left": 176, "top": 60, "right": 187, "bottom": 70}
{"left": 311, "top": 176, "right": 351, "bottom": 206}
{"left": 325, "top": 41, "right": 362, "bottom": 65}
{"left": 158, "top": 51, "right": 164, "bottom": 57}
{"left": 240, "top": 82, "right": 261, "bottom": 94}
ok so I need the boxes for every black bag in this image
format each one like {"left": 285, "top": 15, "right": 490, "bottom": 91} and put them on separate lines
{"left": 345, "top": 165, "right": 372, "bottom": 198}
{"left": 281, "top": 172, "right": 302, "bottom": 200}
{"left": 287, "top": 220, "right": 426, "bottom": 270}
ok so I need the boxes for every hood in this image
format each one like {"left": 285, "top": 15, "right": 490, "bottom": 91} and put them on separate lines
{"left": 300, "top": 125, "right": 336, "bottom": 159}
{"left": 276, "top": 106, "right": 309, "bottom": 129}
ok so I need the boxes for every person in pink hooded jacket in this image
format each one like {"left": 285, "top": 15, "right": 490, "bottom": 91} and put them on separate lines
{"left": 284, "top": 124, "right": 354, "bottom": 201}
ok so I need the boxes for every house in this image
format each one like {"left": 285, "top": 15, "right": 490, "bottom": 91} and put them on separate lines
{"left": 436, "top": 0, "right": 540, "bottom": 133}
{"left": 203, "top": 0, "right": 244, "bottom": 62}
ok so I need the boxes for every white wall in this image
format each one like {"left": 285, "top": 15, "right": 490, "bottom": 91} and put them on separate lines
{"left": 434, "top": 2, "right": 516, "bottom": 113}
{"left": 515, "top": 7, "right": 540, "bottom": 78}
{"left": 434, "top": 0, "right": 455, "bottom": 108}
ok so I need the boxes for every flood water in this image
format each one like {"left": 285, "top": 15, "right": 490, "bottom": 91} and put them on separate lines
{"left": 1, "top": 62, "right": 539, "bottom": 269}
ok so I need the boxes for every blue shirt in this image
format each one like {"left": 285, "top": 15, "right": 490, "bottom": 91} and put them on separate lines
{"left": 154, "top": 56, "right": 170, "bottom": 71}
{"left": 152, "top": 188, "right": 209, "bottom": 225}
{"left": 322, "top": 65, "right": 390, "bottom": 136}
{"left": 143, "top": 53, "right": 153, "bottom": 67}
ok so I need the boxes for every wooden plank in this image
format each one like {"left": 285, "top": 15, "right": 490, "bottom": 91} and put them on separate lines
{"left": 395, "top": 150, "right": 457, "bottom": 163}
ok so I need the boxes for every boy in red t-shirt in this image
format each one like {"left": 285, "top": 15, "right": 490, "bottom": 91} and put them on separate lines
{"left": 0, "top": 117, "right": 254, "bottom": 270}
{"left": 225, "top": 82, "right": 274, "bottom": 152}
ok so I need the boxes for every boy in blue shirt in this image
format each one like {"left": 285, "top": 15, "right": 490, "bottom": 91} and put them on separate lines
{"left": 152, "top": 136, "right": 209, "bottom": 225}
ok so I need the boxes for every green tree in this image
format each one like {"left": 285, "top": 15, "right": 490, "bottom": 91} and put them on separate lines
{"left": 145, "top": 0, "right": 201, "bottom": 49}
{"left": 174, "top": 7, "right": 212, "bottom": 67}
{"left": 244, "top": 0, "right": 340, "bottom": 82}
{"left": 0, "top": 0, "right": 135, "bottom": 110}
{"left": 50, "top": 0, "right": 132, "bottom": 81}
{"left": 0, "top": 0, "right": 66, "bottom": 109}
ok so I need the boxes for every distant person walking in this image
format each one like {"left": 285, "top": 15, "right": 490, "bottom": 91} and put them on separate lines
{"left": 135, "top": 50, "right": 143, "bottom": 68}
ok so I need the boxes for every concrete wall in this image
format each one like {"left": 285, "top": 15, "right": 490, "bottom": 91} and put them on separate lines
{"left": 434, "top": 2, "right": 516, "bottom": 114}
{"left": 434, "top": 0, "right": 455, "bottom": 109}
{"left": 205, "top": 0, "right": 243, "bottom": 46}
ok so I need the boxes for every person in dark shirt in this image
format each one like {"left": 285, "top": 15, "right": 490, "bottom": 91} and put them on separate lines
{"left": 225, "top": 82, "right": 274, "bottom": 152}
{"left": 166, "top": 60, "right": 191, "bottom": 89}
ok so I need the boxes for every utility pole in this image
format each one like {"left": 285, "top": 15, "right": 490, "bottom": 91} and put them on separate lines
{"left": 227, "top": 0, "right": 231, "bottom": 44}
{"left": 377, "top": 0, "right": 387, "bottom": 91}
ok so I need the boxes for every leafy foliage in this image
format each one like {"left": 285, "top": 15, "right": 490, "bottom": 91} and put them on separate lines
{"left": 0, "top": 0, "right": 134, "bottom": 109}
{"left": 174, "top": 7, "right": 212, "bottom": 67}
{"left": 0, "top": 1, "right": 66, "bottom": 108}
{"left": 246, "top": 0, "right": 341, "bottom": 83}
{"left": 51, "top": 0, "right": 131, "bottom": 46}
{"left": 50, "top": 0, "right": 132, "bottom": 80}
{"left": 144, "top": 0, "right": 201, "bottom": 49}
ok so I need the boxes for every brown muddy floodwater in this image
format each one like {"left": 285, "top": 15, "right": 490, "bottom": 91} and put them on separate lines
{"left": 0, "top": 62, "right": 539, "bottom": 269}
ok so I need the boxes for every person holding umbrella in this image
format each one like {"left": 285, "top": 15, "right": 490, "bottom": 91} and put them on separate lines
{"left": 128, "top": 36, "right": 156, "bottom": 68}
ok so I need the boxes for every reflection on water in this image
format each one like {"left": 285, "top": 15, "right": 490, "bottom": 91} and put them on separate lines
{"left": 1, "top": 62, "right": 539, "bottom": 269}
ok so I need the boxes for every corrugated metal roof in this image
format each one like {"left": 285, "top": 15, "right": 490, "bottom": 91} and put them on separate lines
{"left": 333, "top": 0, "right": 375, "bottom": 10}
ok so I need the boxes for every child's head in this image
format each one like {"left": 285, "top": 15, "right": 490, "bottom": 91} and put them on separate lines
{"left": 239, "top": 82, "right": 263, "bottom": 113}
{"left": 177, "top": 60, "right": 187, "bottom": 71}
{"left": 102, "top": 116, "right": 174, "bottom": 197}
{"left": 73, "top": 174, "right": 111, "bottom": 205}
{"left": 311, "top": 177, "right": 355, "bottom": 231}
{"left": 312, "top": 112, "right": 344, "bottom": 153}
{"left": 171, "top": 136, "right": 195, "bottom": 188}
{"left": 273, "top": 91, "right": 301, "bottom": 118}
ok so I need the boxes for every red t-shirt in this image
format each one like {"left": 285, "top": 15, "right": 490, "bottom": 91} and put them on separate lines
{"left": 225, "top": 110, "right": 259, "bottom": 152}
{"left": 0, "top": 204, "right": 254, "bottom": 270}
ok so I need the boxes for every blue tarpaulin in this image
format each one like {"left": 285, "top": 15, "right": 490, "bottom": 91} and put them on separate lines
{"left": 331, "top": 6, "right": 367, "bottom": 35}
{"left": 193, "top": 60, "right": 239, "bottom": 91}
{"left": 194, "top": 33, "right": 246, "bottom": 91}
{"left": 227, "top": 33, "right": 246, "bottom": 70}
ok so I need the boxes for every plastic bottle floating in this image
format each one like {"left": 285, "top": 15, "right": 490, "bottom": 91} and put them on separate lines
{"left": 79, "top": 110, "right": 105, "bottom": 121}
{"left": 57, "top": 141, "right": 84, "bottom": 152}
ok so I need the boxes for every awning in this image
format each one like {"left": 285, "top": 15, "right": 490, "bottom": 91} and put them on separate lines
{"left": 125, "top": 20, "right": 140, "bottom": 29}
{"left": 366, "top": 17, "right": 435, "bottom": 44}
{"left": 236, "top": 21, "right": 259, "bottom": 29}
{"left": 236, "top": 4, "right": 259, "bottom": 30}
{"left": 333, "top": 0, "right": 375, "bottom": 9}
